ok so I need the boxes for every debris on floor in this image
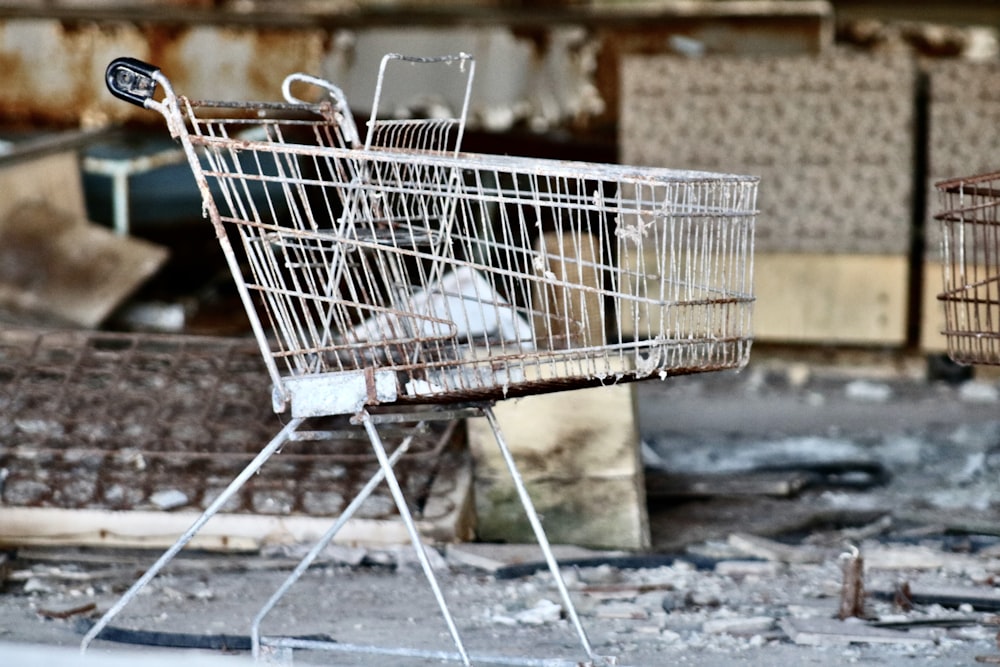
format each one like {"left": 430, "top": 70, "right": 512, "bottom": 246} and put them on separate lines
{"left": 5, "top": 527, "right": 1000, "bottom": 665}
{"left": 3, "top": 342, "right": 1000, "bottom": 664}
{"left": 837, "top": 546, "right": 866, "bottom": 620}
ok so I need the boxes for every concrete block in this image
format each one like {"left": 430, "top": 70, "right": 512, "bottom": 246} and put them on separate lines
{"left": 467, "top": 383, "right": 649, "bottom": 550}
{"left": 753, "top": 253, "right": 909, "bottom": 344}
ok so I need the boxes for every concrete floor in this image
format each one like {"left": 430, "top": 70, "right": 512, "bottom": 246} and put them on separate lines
{"left": 3, "top": 348, "right": 1000, "bottom": 666}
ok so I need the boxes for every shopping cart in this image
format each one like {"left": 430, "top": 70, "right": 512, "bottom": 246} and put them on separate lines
{"left": 86, "top": 53, "right": 758, "bottom": 665}
{"left": 936, "top": 171, "right": 1000, "bottom": 366}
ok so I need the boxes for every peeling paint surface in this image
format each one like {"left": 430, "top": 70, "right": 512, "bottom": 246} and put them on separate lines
{"left": 159, "top": 26, "right": 324, "bottom": 103}
{"left": 0, "top": 6, "right": 830, "bottom": 130}
{"left": 324, "top": 26, "right": 607, "bottom": 133}
{"left": 0, "top": 20, "right": 90, "bottom": 124}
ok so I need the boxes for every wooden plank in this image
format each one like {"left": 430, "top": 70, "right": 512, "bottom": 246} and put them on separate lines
{"left": 0, "top": 457, "right": 474, "bottom": 551}
{"left": 0, "top": 150, "right": 169, "bottom": 327}
{"left": 753, "top": 253, "right": 909, "bottom": 344}
{"left": 0, "top": 507, "right": 392, "bottom": 551}
{"left": 0, "top": 205, "right": 168, "bottom": 327}
{"left": 0, "top": 150, "right": 85, "bottom": 224}
{"left": 0, "top": 508, "right": 406, "bottom": 552}
{"left": 920, "top": 260, "right": 948, "bottom": 353}
{"left": 781, "top": 617, "right": 936, "bottom": 646}
{"left": 0, "top": 506, "right": 451, "bottom": 553}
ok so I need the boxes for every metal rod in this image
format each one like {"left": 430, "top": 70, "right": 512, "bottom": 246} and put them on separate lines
{"left": 359, "top": 409, "right": 472, "bottom": 666}
{"left": 250, "top": 421, "right": 423, "bottom": 658}
{"left": 483, "top": 405, "right": 601, "bottom": 664}
{"left": 351, "top": 404, "right": 491, "bottom": 425}
{"left": 265, "top": 636, "right": 612, "bottom": 667}
{"left": 80, "top": 417, "right": 305, "bottom": 653}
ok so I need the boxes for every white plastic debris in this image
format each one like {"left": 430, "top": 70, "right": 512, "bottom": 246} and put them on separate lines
{"left": 117, "top": 301, "right": 186, "bottom": 333}
{"left": 22, "top": 578, "right": 51, "bottom": 594}
{"left": 844, "top": 379, "right": 892, "bottom": 402}
{"left": 347, "top": 266, "right": 534, "bottom": 348}
{"left": 514, "top": 598, "right": 563, "bottom": 625}
{"left": 149, "top": 489, "right": 189, "bottom": 511}
{"left": 958, "top": 381, "right": 999, "bottom": 403}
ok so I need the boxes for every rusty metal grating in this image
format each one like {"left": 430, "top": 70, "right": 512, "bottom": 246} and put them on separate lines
{"left": 936, "top": 172, "right": 1000, "bottom": 366}
{"left": 0, "top": 329, "right": 459, "bottom": 520}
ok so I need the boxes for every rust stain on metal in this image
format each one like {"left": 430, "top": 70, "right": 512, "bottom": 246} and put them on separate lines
{"left": 0, "top": 6, "right": 828, "bottom": 130}
{"left": 149, "top": 25, "right": 324, "bottom": 103}
{"left": 0, "top": 20, "right": 325, "bottom": 127}
{"left": 0, "top": 19, "right": 85, "bottom": 127}
{"left": 838, "top": 546, "right": 867, "bottom": 620}
{"left": 364, "top": 366, "right": 379, "bottom": 406}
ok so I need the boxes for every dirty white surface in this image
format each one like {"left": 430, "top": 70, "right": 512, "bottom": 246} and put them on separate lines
{"left": 3, "top": 351, "right": 1000, "bottom": 666}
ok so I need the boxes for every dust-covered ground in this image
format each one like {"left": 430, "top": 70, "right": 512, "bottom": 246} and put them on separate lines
{"left": 4, "top": 349, "right": 1000, "bottom": 666}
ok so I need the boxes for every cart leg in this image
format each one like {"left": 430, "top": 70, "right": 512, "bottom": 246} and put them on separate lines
{"left": 250, "top": 421, "right": 423, "bottom": 658}
{"left": 359, "top": 409, "right": 473, "bottom": 667}
{"left": 80, "top": 417, "right": 306, "bottom": 653}
{"left": 482, "top": 406, "right": 599, "bottom": 663}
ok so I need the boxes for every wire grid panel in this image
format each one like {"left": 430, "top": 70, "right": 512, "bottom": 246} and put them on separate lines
{"left": 176, "top": 101, "right": 756, "bottom": 413}
{"left": 0, "top": 329, "right": 455, "bottom": 518}
{"left": 363, "top": 52, "right": 474, "bottom": 155}
{"left": 937, "top": 171, "right": 1000, "bottom": 365}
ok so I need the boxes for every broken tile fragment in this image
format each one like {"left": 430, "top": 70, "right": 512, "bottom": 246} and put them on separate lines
{"left": 702, "top": 615, "right": 775, "bottom": 636}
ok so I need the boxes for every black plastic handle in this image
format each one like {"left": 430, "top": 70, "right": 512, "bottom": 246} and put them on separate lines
{"left": 106, "top": 57, "right": 160, "bottom": 107}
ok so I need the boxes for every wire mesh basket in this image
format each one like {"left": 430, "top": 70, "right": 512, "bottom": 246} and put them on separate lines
{"left": 936, "top": 170, "right": 1000, "bottom": 365}
{"left": 91, "top": 53, "right": 758, "bottom": 666}
{"left": 105, "top": 57, "right": 757, "bottom": 419}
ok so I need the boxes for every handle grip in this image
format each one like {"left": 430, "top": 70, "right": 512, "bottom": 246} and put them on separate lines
{"left": 106, "top": 57, "right": 160, "bottom": 107}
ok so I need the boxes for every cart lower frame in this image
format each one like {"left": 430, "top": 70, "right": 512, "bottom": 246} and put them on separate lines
{"left": 81, "top": 403, "right": 610, "bottom": 666}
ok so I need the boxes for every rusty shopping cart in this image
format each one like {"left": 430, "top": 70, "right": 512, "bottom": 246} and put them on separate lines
{"left": 86, "top": 53, "right": 758, "bottom": 665}
{"left": 937, "top": 171, "right": 1000, "bottom": 365}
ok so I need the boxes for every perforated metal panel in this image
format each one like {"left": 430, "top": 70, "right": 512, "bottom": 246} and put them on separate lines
{"left": 621, "top": 51, "right": 915, "bottom": 255}
{"left": 925, "top": 59, "right": 1000, "bottom": 259}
